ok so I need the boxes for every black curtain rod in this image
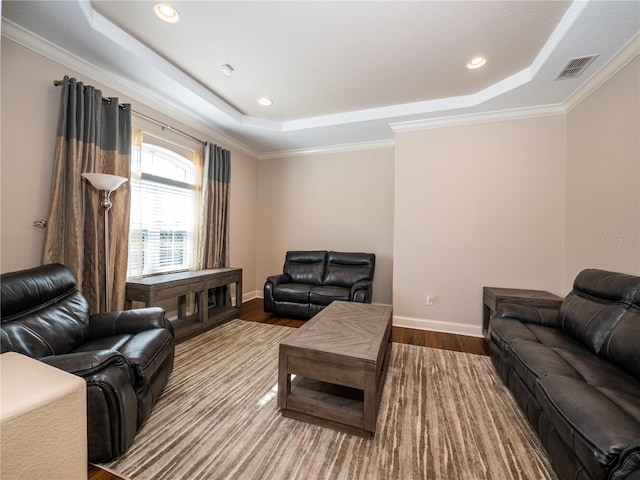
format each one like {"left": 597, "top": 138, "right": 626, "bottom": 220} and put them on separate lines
{"left": 53, "top": 79, "right": 205, "bottom": 147}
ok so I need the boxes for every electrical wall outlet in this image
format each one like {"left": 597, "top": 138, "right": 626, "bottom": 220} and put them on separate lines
{"left": 426, "top": 294, "right": 433, "bottom": 306}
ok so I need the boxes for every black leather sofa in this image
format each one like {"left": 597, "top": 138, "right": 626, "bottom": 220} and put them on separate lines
{"left": 489, "top": 269, "right": 640, "bottom": 480}
{"left": 264, "top": 250, "right": 375, "bottom": 319}
{"left": 0, "top": 263, "right": 175, "bottom": 462}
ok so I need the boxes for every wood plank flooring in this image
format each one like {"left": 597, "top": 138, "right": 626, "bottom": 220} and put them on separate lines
{"left": 242, "top": 298, "right": 489, "bottom": 355}
{"left": 89, "top": 298, "right": 488, "bottom": 479}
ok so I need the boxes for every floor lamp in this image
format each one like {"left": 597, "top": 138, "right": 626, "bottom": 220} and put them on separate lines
{"left": 82, "top": 173, "right": 128, "bottom": 312}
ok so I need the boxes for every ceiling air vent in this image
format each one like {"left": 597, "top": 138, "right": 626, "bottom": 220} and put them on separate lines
{"left": 555, "top": 55, "right": 598, "bottom": 80}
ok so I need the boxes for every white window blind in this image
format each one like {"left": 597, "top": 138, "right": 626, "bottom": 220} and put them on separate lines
{"left": 127, "top": 142, "right": 198, "bottom": 278}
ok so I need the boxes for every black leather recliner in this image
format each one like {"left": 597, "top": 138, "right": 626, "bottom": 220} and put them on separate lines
{"left": 0, "top": 263, "right": 175, "bottom": 462}
{"left": 264, "top": 250, "right": 375, "bottom": 319}
{"left": 489, "top": 269, "right": 640, "bottom": 480}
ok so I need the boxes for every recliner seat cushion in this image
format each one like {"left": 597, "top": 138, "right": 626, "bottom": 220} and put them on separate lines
{"left": 507, "top": 340, "right": 586, "bottom": 394}
{"left": 491, "top": 317, "right": 587, "bottom": 353}
{"left": 273, "top": 284, "right": 312, "bottom": 303}
{"left": 309, "top": 286, "right": 350, "bottom": 306}
{"left": 73, "top": 335, "right": 133, "bottom": 355}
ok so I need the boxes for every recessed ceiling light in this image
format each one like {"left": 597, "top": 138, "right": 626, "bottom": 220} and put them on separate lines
{"left": 154, "top": 3, "right": 180, "bottom": 23}
{"left": 258, "top": 97, "right": 273, "bottom": 106}
{"left": 467, "top": 56, "right": 487, "bottom": 69}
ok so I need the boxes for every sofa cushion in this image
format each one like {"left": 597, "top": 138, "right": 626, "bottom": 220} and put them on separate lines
{"left": 602, "top": 304, "right": 640, "bottom": 378}
{"left": 490, "top": 317, "right": 586, "bottom": 353}
{"left": 283, "top": 251, "right": 327, "bottom": 286}
{"left": 0, "top": 263, "right": 79, "bottom": 319}
{"left": 572, "top": 269, "right": 640, "bottom": 304}
{"left": 73, "top": 334, "right": 132, "bottom": 354}
{"left": 507, "top": 340, "right": 585, "bottom": 394}
{"left": 323, "top": 251, "right": 375, "bottom": 288}
{"left": 273, "top": 283, "right": 312, "bottom": 303}
{"left": 1, "top": 290, "right": 90, "bottom": 358}
{"left": 309, "top": 286, "right": 350, "bottom": 306}
{"left": 559, "top": 269, "right": 640, "bottom": 355}
{"left": 536, "top": 375, "right": 640, "bottom": 480}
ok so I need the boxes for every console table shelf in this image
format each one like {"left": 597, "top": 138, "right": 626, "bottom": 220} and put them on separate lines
{"left": 126, "top": 268, "right": 242, "bottom": 341}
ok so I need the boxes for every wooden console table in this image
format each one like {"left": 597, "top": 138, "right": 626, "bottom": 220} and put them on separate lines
{"left": 482, "top": 287, "right": 563, "bottom": 341}
{"left": 126, "top": 268, "right": 242, "bottom": 341}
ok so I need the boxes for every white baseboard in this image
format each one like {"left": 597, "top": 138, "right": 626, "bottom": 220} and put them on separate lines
{"left": 393, "top": 315, "right": 483, "bottom": 338}
{"left": 244, "top": 296, "right": 480, "bottom": 339}
{"left": 243, "top": 291, "right": 262, "bottom": 303}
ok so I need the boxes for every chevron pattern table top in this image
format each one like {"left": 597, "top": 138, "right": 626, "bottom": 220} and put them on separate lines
{"left": 279, "top": 301, "right": 393, "bottom": 365}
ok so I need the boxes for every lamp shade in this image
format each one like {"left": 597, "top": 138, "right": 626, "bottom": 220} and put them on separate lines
{"left": 82, "top": 173, "right": 128, "bottom": 191}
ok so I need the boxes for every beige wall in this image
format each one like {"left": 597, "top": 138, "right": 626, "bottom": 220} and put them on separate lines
{"left": 3, "top": 37, "right": 638, "bottom": 335}
{"left": 564, "top": 56, "right": 640, "bottom": 291}
{"left": 256, "top": 148, "right": 395, "bottom": 304}
{"left": 393, "top": 115, "right": 567, "bottom": 335}
{"left": 0, "top": 39, "right": 260, "bottom": 297}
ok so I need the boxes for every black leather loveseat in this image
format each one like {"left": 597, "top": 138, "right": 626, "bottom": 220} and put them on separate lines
{"left": 489, "top": 269, "right": 640, "bottom": 480}
{"left": 264, "top": 250, "right": 375, "bottom": 319}
{"left": 0, "top": 263, "right": 175, "bottom": 462}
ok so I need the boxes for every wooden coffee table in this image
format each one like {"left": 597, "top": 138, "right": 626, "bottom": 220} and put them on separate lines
{"left": 277, "top": 301, "right": 393, "bottom": 437}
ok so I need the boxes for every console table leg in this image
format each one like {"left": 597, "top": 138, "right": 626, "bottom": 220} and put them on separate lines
{"left": 178, "top": 295, "right": 187, "bottom": 320}
{"left": 198, "top": 290, "right": 208, "bottom": 324}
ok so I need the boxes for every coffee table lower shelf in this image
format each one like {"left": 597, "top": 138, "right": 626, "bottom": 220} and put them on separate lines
{"left": 282, "top": 377, "right": 368, "bottom": 437}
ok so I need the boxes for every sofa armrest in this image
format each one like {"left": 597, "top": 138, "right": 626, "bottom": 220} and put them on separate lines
{"left": 350, "top": 280, "right": 373, "bottom": 303}
{"left": 40, "top": 349, "right": 131, "bottom": 380}
{"left": 266, "top": 274, "right": 291, "bottom": 286}
{"left": 496, "top": 303, "right": 560, "bottom": 328}
{"left": 42, "top": 350, "right": 139, "bottom": 462}
{"left": 88, "top": 307, "right": 173, "bottom": 339}
{"left": 263, "top": 274, "right": 291, "bottom": 313}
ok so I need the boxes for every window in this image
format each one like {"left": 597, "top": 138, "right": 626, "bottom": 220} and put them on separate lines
{"left": 127, "top": 142, "right": 199, "bottom": 277}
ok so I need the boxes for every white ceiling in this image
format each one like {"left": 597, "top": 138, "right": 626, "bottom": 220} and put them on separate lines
{"left": 2, "top": 1, "right": 639, "bottom": 156}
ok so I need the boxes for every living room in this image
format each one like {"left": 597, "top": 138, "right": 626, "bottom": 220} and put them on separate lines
{"left": 1, "top": 1, "right": 639, "bottom": 479}
{"left": 2, "top": 0, "right": 638, "bottom": 335}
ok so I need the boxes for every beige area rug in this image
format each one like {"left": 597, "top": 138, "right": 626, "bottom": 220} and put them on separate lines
{"left": 101, "top": 319, "right": 558, "bottom": 480}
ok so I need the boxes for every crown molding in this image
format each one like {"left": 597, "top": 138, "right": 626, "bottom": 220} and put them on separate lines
{"left": 389, "top": 104, "right": 566, "bottom": 133}
{"left": 259, "top": 139, "right": 395, "bottom": 161}
{"left": 3, "top": 8, "right": 637, "bottom": 160}
{"left": 563, "top": 32, "right": 640, "bottom": 113}
{"left": 1, "top": 19, "right": 260, "bottom": 160}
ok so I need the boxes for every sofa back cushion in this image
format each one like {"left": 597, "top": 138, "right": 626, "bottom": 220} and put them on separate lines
{"left": 559, "top": 269, "right": 640, "bottom": 355}
{"left": 602, "top": 291, "right": 640, "bottom": 378}
{"left": 1, "top": 263, "right": 90, "bottom": 358}
{"left": 323, "top": 251, "right": 375, "bottom": 288}
{"left": 284, "top": 251, "right": 327, "bottom": 286}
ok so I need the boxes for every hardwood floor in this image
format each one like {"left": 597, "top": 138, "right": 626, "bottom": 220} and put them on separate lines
{"left": 89, "top": 298, "right": 488, "bottom": 479}
{"left": 88, "top": 465, "right": 123, "bottom": 480}
{"left": 241, "top": 298, "right": 489, "bottom": 355}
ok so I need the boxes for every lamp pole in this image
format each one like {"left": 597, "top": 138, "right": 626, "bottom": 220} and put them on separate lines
{"left": 82, "top": 173, "right": 128, "bottom": 312}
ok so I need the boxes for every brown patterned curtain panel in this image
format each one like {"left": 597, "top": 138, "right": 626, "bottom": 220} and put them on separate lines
{"left": 43, "top": 76, "right": 131, "bottom": 313}
{"left": 198, "top": 141, "right": 231, "bottom": 307}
